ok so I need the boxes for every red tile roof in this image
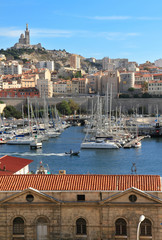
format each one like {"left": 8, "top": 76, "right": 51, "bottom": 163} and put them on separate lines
{"left": 0, "top": 174, "right": 160, "bottom": 191}
{"left": 0, "top": 155, "right": 33, "bottom": 175}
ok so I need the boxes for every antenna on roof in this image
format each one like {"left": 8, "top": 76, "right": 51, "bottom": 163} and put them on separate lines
{"left": 131, "top": 163, "right": 137, "bottom": 174}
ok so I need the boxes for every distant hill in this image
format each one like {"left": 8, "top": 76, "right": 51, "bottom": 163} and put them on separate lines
{"left": 0, "top": 48, "right": 102, "bottom": 71}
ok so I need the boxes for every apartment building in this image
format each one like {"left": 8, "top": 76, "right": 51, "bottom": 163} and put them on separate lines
{"left": 70, "top": 54, "right": 80, "bottom": 69}
{"left": 53, "top": 80, "right": 67, "bottom": 93}
{"left": 135, "top": 73, "right": 153, "bottom": 85}
{"left": 36, "top": 61, "right": 55, "bottom": 71}
{"left": 21, "top": 76, "right": 36, "bottom": 88}
{"left": 0, "top": 62, "right": 22, "bottom": 75}
{"left": 148, "top": 80, "right": 162, "bottom": 95}
{"left": 72, "top": 78, "right": 88, "bottom": 94}
{"left": 36, "top": 69, "right": 53, "bottom": 98}
{"left": 86, "top": 72, "right": 103, "bottom": 94}
{"left": 0, "top": 87, "right": 39, "bottom": 98}
{"left": 2, "top": 80, "right": 21, "bottom": 89}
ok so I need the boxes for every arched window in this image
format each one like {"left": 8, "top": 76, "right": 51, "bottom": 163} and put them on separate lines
{"left": 115, "top": 218, "right": 127, "bottom": 236}
{"left": 76, "top": 218, "right": 87, "bottom": 235}
{"left": 36, "top": 217, "right": 48, "bottom": 240}
{"left": 140, "top": 219, "right": 152, "bottom": 236}
{"left": 13, "top": 217, "right": 24, "bottom": 235}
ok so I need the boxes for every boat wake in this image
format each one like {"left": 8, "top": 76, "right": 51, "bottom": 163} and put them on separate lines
{"left": 0, "top": 152, "right": 66, "bottom": 157}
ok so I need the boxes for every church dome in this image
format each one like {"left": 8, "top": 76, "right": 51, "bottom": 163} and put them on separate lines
{"left": 20, "top": 33, "right": 24, "bottom": 39}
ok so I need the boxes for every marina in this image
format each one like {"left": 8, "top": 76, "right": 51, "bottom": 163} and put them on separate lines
{"left": 0, "top": 125, "right": 161, "bottom": 175}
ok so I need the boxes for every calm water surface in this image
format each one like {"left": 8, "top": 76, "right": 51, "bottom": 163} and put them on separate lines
{"left": 1, "top": 126, "right": 162, "bottom": 175}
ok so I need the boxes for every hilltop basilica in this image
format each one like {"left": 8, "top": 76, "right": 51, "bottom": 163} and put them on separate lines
{"left": 12, "top": 24, "right": 42, "bottom": 49}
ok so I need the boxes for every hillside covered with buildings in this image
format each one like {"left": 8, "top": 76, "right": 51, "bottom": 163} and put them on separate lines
{"left": 0, "top": 24, "right": 162, "bottom": 100}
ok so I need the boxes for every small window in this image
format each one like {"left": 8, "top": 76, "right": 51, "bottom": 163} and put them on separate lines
{"left": 76, "top": 218, "right": 86, "bottom": 235}
{"left": 26, "top": 194, "right": 34, "bottom": 202}
{"left": 129, "top": 194, "right": 137, "bottom": 202}
{"left": 77, "top": 195, "right": 85, "bottom": 201}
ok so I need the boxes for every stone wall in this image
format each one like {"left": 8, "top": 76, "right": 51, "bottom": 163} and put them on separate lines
{"left": 1, "top": 96, "right": 162, "bottom": 114}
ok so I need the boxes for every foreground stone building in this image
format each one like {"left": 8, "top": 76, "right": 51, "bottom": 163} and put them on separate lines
{"left": 0, "top": 174, "right": 161, "bottom": 240}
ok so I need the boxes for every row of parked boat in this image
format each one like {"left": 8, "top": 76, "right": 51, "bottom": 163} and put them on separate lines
{"left": 0, "top": 120, "right": 71, "bottom": 149}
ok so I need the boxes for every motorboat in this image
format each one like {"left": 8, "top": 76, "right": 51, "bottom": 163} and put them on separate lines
{"left": 133, "top": 141, "right": 141, "bottom": 148}
{"left": 65, "top": 150, "right": 80, "bottom": 156}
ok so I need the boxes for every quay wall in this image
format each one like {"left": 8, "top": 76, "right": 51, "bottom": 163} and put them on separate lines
{"left": 1, "top": 97, "right": 162, "bottom": 114}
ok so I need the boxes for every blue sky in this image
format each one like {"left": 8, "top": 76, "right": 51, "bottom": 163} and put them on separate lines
{"left": 1, "top": 0, "right": 162, "bottom": 63}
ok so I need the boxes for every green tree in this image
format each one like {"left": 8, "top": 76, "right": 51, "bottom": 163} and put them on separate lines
{"left": 3, "top": 105, "right": 22, "bottom": 119}
{"left": 128, "top": 87, "right": 135, "bottom": 92}
{"left": 73, "top": 71, "right": 82, "bottom": 78}
{"left": 68, "top": 99, "right": 79, "bottom": 114}
{"left": 142, "top": 92, "right": 152, "bottom": 98}
{"left": 57, "top": 100, "right": 71, "bottom": 115}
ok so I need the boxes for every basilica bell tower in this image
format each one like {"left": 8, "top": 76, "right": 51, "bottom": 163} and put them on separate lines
{"left": 25, "top": 23, "right": 30, "bottom": 45}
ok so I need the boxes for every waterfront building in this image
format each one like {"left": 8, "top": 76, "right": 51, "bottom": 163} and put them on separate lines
{"left": 71, "top": 79, "right": 79, "bottom": 94}
{"left": 53, "top": 80, "right": 68, "bottom": 93}
{"left": 148, "top": 80, "right": 162, "bottom": 95}
{"left": 0, "top": 87, "right": 39, "bottom": 98}
{"left": 0, "top": 174, "right": 161, "bottom": 239}
{"left": 86, "top": 71, "right": 103, "bottom": 94}
{"left": 72, "top": 78, "right": 88, "bottom": 94}
{"left": 119, "top": 72, "right": 135, "bottom": 93}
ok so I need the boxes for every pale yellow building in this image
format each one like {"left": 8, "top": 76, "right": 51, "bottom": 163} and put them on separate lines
{"left": 21, "top": 76, "right": 36, "bottom": 88}
{"left": 37, "top": 69, "right": 53, "bottom": 98}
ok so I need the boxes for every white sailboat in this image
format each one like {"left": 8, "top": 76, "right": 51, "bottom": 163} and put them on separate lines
{"left": 81, "top": 137, "right": 119, "bottom": 149}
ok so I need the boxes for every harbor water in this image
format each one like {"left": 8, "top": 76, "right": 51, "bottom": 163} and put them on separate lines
{"left": 0, "top": 126, "right": 162, "bottom": 175}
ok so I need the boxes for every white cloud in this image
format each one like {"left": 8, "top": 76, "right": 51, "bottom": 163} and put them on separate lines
{"left": 0, "top": 28, "right": 22, "bottom": 37}
{"left": 0, "top": 27, "right": 139, "bottom": 41}
{"left": 88, "top": 16, "right": 131, "bottom": 20}
{"left": 31, "top": 29, "right": 73, "bottom": 38}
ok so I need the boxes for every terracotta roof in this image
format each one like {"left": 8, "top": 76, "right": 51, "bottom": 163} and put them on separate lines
{"left": 0, "top": 155, "right": 33, "bottom": 175}
{"left": 148, "top": 80, "right": 162, "bottom": 83}
{"left": 153, "top": 74, "right": 162, "bottom": 76}
{"left": 0, "top": 174, "right": 160, "bottom": 191}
